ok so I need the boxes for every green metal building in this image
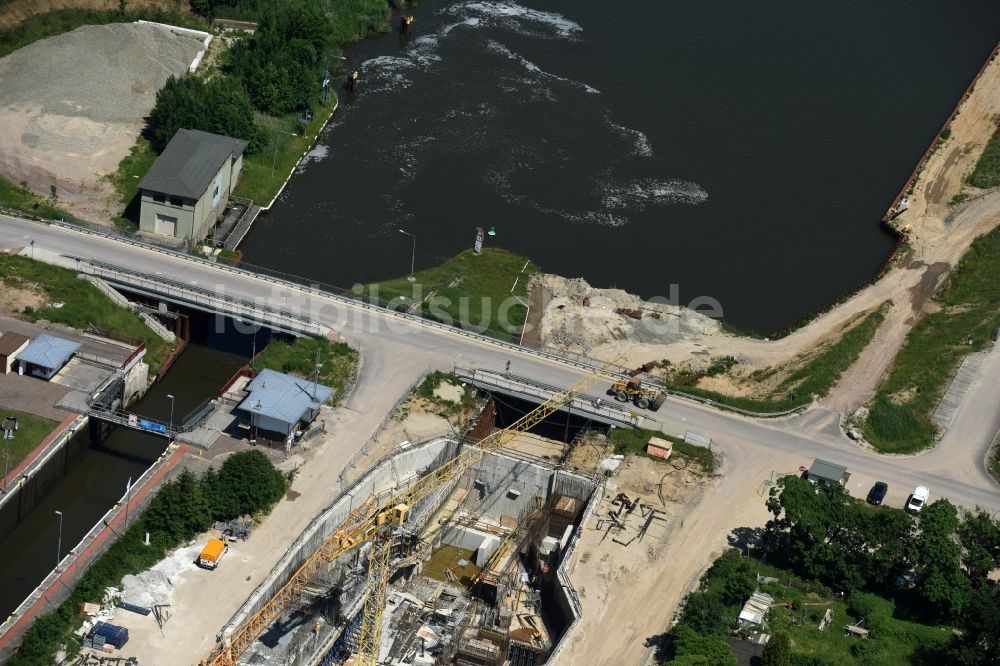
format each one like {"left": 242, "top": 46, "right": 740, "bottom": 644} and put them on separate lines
{"left": 138, "top": 129, "right": 247, "bottom": 241}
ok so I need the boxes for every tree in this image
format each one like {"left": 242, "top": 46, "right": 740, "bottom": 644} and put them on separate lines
{"left": 958, "top": 510, "right": 1000, "bottom": 581}
{"left": 143, "top": 468, "right": 212, "bottom": 542}
{"left": 226, "top": 0, "right": 335, "bottom": 114}
{"left": 911, "top": 499, "right": 970, "bottom": 621}
{"left": 705, "top": 549, "right": 757, "bottom": 605}
{"left": 764, "top": 475, "right": 916, "bottom": 594}
{"left": 145, "top": 74, "right": 261, "bottom": 153}
{"left": 678, "top": 590, "right": 732, "bottom": 636}
{"left": 669, "top": 625, "right": 737, "bottom": 665}
{"left": 951, "top": 584, "right": 1000, "bottom": 665}
{"left": 208, "top": 450, "right": 288, "bottom": 521}
{"left": 761, "top": 632, "right": 792, "bottom": 666}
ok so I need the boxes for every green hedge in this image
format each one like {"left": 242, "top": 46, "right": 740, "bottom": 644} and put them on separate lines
{"left": 9, "top": 451, "right": 287, "bottom": 665}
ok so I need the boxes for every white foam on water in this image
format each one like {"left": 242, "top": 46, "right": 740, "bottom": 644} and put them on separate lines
{"left": 442, "top": 17, "right": 482, "bottom": 34}
{"left": 304, "top": 144, "right": 329, "bottom": 163}
{"left": 486, "top": 40, "right": 600, "bottom": 95}
{"left": 600, "top": 178, "right": 708, "bottom": 210}
{"left": 607, "top": 118, "right": 653, "bottom": 157}
{"left": 448, "top": 1, "right": 582, "bottom": 39}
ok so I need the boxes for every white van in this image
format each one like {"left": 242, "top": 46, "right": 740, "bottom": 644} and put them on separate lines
{"left": 907, "top": 486, "right": 929, "bottom": 513}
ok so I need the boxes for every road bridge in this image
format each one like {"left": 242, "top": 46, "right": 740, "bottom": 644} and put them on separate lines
{"left": 1, "top": 214, "right": 997, "bottom": 512}
{"left": 77, "top": 258, "right": 325, "bottom": 338}
{"left": 455, "top": 367, "right": 648, "bottom": 429}
{"left": 4, "top": 213, "right": 1000, "bottom": 666}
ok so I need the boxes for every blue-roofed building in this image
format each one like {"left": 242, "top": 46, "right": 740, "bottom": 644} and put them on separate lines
{"left": 18, "top": 334, "right": 81, "bottom": 380}
{"left": 237, "top": 368, "right": 332, "bottom": 438}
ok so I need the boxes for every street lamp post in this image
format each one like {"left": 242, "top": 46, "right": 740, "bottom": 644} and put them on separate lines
{"left": 54, "top": 510, "right": 63, "bottom": 568}
{"left": 399, "top": 229, "right": 416, "bottom": 282}
{"left": 167, "top": 394, "right": 175, "bottom": 436}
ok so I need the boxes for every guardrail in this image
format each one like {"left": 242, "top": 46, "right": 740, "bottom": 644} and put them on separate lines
{"left": 78, "top": 259, "right": 324, "bottom": 337}
{"left": 15, "top": 215, "right": 633, "bottom": 375}
{"left": 8, "top": 212, "right": 818, "bottom": 420}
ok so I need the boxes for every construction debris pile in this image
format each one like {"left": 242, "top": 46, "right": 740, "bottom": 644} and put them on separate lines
{"left": 534, "top": 274, "right": 721, "bottom": 352}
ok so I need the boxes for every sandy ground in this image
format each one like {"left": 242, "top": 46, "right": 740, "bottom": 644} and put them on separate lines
{"left": 556, "top": 442, "right": 799, "bottom": 666}
{"left": 537, "top": 47, "right": 1000, "bottom": 418}
{"left": 0, "top": 22, "right": 205, "bottom": 222}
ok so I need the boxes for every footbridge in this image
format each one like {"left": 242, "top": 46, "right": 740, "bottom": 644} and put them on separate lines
{"left": 74, "top": 258, "right": 324, "bottom": 338}
{"left": 87, "top": 370, "right": 215, "bottom": 439}
{"left": 454, "top": 367, "right": 653, "bottom": 429}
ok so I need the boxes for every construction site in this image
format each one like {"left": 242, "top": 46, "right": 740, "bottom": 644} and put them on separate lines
{"left": 183, "top": 369, "right": 653, "bottom": 666}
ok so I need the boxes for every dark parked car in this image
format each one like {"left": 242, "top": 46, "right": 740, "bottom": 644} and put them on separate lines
{"left": 867, "top": 481, "right": 888, "bottom": 506}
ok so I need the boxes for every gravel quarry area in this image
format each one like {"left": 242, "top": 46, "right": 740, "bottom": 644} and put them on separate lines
{"left": 0, "top": 22, "right": 206, "bottom": 221}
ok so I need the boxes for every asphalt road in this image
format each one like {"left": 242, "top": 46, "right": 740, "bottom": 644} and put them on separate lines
{"left": 2, "top": 214, "right": 998, "bottom": 515}
{"left": 3, "top": 214, "right": 1000, "bottom": 665}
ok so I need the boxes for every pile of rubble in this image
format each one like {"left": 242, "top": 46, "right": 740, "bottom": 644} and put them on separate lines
{"left": 534, "top": 274, "right": 722, "bottom": 352}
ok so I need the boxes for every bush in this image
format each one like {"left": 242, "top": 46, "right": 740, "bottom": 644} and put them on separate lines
{"left": 969, "top": 120, "right": 1000, "bottom": 189}
{"left": 762, "top": 632, "right": 792, "bottom": 666}
{"left": 848, "top": 592, "right": 895, "bottom": 621}
{"left": 210, "top": 450, "right": 288, "bottom": 520}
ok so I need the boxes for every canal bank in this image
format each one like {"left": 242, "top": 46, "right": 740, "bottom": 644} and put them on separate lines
{"left": 0, "top": 324, "right": 250, "bottom": 646}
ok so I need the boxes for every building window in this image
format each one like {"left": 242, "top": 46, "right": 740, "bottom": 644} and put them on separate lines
{"left": 152, "top": 192, "right": 165, "bottom": 203}
{"left": 170, "top": 196, "right": 184, "bottom": 207}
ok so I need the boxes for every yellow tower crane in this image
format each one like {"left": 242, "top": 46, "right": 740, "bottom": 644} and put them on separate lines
{"left": 200, "top": 360, "right": 617, "bottom": 666}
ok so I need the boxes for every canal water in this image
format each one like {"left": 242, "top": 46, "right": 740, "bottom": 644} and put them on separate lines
{"left": 240, "top": 0, "right": 1000, "bottom": 334}
{"left": 0, "top": 327, "right": 250, "bottom": 619}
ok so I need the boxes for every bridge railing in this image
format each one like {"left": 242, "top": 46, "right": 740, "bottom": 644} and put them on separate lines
{"left": 28, "top": 215, "right": 631, "bottom": 374}
{"left": 78, "top": 259, "right": 324, "bottom": 337}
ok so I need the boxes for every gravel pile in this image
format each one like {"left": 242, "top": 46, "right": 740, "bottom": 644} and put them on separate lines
{"left": 0, "top": 22, "right": 204, "bottom": 123}
{"left": 0, "top": 22, "right": 206, "bottom": 220}
{"left": 120, "top": 544, "right": 201, "bottom": 608}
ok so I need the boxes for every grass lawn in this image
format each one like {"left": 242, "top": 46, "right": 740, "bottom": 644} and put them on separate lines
{"left": 361, "top": 248, "right": 538, "bottom": 342}
{"left": 665, "top": 303, "right": 889, "bottom": 414}
{"left": 864, "top": 226, "right": 1000, "bottom": 453}
{"left": 968, "top": 119, "right": 1000, "bottom": 189}
{"left": 0, "top": 255, "right": 172, "bottom": 374}
{"left": 0, "top": 410, "right": 58, "bottom": 473}
{"left": 609, "top": 426, "right": 715, "bottom": 474}
{"left": 0, "top": 174, "right": 79, "bottom": 222}
{"left": 105, "top": 136, "right": 157, "bottom": 231}
{"left": 233, "top": 104, "right": 337, "bottom": 205}
{"left": 253, "top": 336, "right": 357, "bottom": 403}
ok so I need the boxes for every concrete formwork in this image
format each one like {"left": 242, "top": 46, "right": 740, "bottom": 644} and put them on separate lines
{"left": 220, "top": 438, "right": 459, "bottom": 648}
{"left": 461, "top": 452, "right": 554, "bottom": 524}
{"left": 227, "top": 438, "right": 601, "bottom": 665}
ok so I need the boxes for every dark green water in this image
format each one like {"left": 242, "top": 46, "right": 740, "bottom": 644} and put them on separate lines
{"left": 241, "top": 0, "right": 1000, "bottom": 334}
{"left": 0, "top": 339, "right": 247, "bottom": 619}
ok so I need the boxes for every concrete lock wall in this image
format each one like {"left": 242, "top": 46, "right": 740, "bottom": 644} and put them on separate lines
{"left": 220, "top": 438, "right": 459, "bottom": 642}
{"left": 461, "top": 452, "right": 554, "bottom": 523}
{"left": 551, "top": 470, "right": 595, "bottom": 505}
{"left": 0, "top": 427, "right": 90, "bottom": 540}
